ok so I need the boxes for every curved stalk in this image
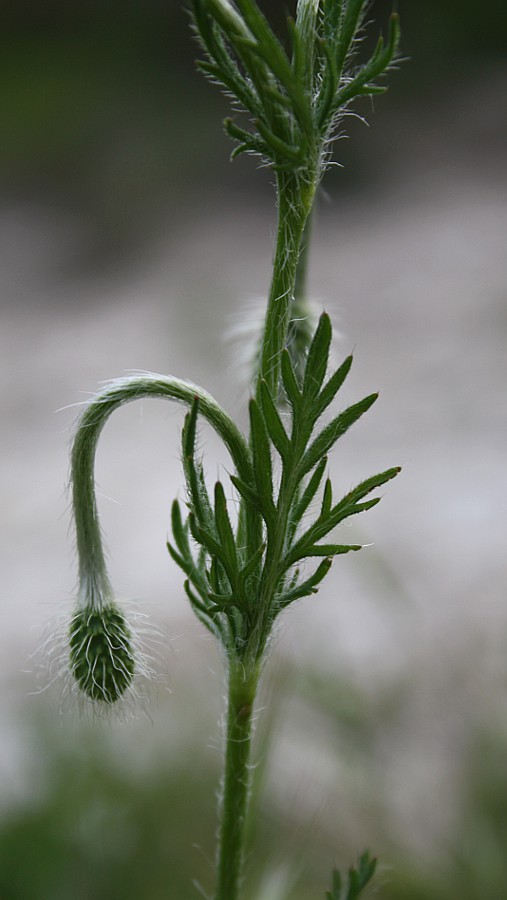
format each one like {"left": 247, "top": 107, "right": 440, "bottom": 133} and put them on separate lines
{"left": 71, "top": 374, "right": 252, "bottom": 607}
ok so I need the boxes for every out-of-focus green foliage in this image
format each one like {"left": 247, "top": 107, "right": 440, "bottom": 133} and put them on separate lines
{"left": 3, "top": 0, "right": 504, "bottom": 263}
{"left": 385, "top": 730, "right": 507, "bottom": 900}
{"left": 2, "top": 0, "right": 505, "bottom": 182}
{"left": 0, "top": 722, "right": 218, "bottom": 900}
{"left": 2, "top": 683, "right": 507, "bottom": 899}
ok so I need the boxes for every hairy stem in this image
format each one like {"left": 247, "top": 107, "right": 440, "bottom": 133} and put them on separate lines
{"left": 256, "top": 172, "right": 317, "bottom": 399}
{"left": 71, "top": 374, "right": 251, "bottom": 606}
{"left": 215, "top": 659, "right": 259, "bottom": 900}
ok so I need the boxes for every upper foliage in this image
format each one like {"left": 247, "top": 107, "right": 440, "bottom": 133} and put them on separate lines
{"left": 168, "top": 313, "right": 400, "bottom": 660}
{"left": 191, "top": 0, "right": 400, "bottom": 175}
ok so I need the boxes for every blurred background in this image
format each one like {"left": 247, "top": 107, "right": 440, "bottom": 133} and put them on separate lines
{"left": 1, "top": 1, "right": 507, "bottom": 897}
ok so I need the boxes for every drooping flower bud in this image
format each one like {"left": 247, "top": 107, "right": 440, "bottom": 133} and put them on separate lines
{"left": 69, "top": 603, "right": 135, "bottom": 704}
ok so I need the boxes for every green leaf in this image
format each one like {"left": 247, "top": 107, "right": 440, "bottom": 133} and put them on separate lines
{"left": 334, "top": 0, "right": 366, "bottom": 78}
{"left": 230, "top": 474, "right": 264, "bottom": 515}
{"left": 166, "top": 539, "right": 188, "bottom": 574}
{"left": 189, "top": 515, "right": 232, "bottom": 580}
{"left": 167, "top": 539, "right": 209, "bottom": 601}
{"left": 322, "top": 0, "right": 342, "bottom": 46}
{"left": 239, "top": 542, "right": 265, "bottom": 581}
{"left": 333, "top": 12, "right": 400, "bottom": 111}
{"left": 170, "top": 499, "right": 190, "bottom": 559}
{"left": 324, "top": 467, "right": 401, "bottom": 530}
{"left": 182, "top": 394, "right": 199, "bottom": 458}
{"left": 182, "top": 397, "right": 215, "bottom": 531}
{"left": 183, "top": 580, "right": 222, "bottom": 639}
{"left": 205, "top": 18, "right": 262, "bottom": 111}
{"left": 325, "top": 851, "right": 377, "bottom": 899}
{"left": 314, "top": 354, "right": 353, "bottom": 421}
{"left": 249, "top": 398, "right": 276, "bottom": 524}
{"left": 259, "top": 379, "right": 290, "bottom": 461}
{"left": 234, "top": 0, "right": 295, "bottom": 93}
{"left": 286, "top": 542, "right": 360, "bottom": 567}
{"left": 281, "top": 348, "right": 303, "bottom": 413}
{"left": 325, "top": 865, "right": 342, "bottom": 899}
{"left": 290, "top": 456, "right": 328, "bottom": 529}
{"left": 255, "top": 119, "right": 303, "bottom": 165}
{"left": 277, "top": 557, "right": 333, "bottom": 608}
{"left": 214, "top": 481, "right": 239, "bottom": 578}
{"left": 284, "top": 469, "right": 399, "bottom": 565}
{"left": 321, "top": 478, "right": 333, "bottom": 517}
{"left": 299, "top": 393, "right": 378, "bottom": 477}
{"left": 352, "top": 850, "right": 377, "bottom": 894}
{"left": 294, "top": 0, "right": 321, "bottom": 94}
{"left": 302, "top": 312, "right": 332, "bottom": 399}
{"left": 336, "top": 466, "right": 401, "bottom": 510}
{"left": 207, "top": 590, "right": 235, "bottom": 605}
{"left": 316, "top": 36, "right": 339, "bottom": 129}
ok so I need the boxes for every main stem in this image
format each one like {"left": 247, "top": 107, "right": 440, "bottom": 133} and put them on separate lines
{"left": 216, "top": 174, "right": 317, "bottom": 900}
{"left": 215, "top": 660, "right": 259, "bottom": 900}
{"left": 256, "top": 172, "right": 316, "bottom": 400}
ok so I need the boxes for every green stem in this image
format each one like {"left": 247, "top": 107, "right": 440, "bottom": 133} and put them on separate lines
{"left": 293, "top": 205, "right": 313, "bottom": 311}
{"left": 71, "top": 374, "right": 252, "bottom": 608}
{"left": 287, "top": 206, "right": 315, "bottom": 385}
{"left": 256, "top": 172, "right": 316, "bottom": 400}
{"left": 215, "top": 659, "right": 259, "bottom": 900}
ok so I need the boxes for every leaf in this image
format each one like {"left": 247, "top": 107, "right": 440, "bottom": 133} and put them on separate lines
{"left": 207, "top": 590, "right": 235, "bottom": 606}
{"left": 326, "top": 467, "right": 401, "bottom": 529}
{"left": 302, "top": 312, "right": 332, "bottom": 399}
{"left": 321, "top": 478, "right": 333, "bottom": 517}
{"left": 214, "top": 482, "right": 239, "bottom": 579}
{"left": 299, "top": 393, "right": 378, "bottom": 477}
{"left": 314, "top": 354, "right": 353, "bottom": 421}
{"left": 281, "top": 348, "right": 302, "bottom": 413}
{"left": 286, "top": 542, "right": 361, "bottom": 567}
{"left": 170, "top": 499, "right": 190, "bottom": 559}
{"left": 332, "top": 12, "right": 400, "bottom": 112}
{"left": 325, "top": 851, "right": 377, "bottom": 899}
{"left": 182, "top": 398, "right": 214, "bottom": 531}
{"left": 166, "top": 539, "right": 188, "bottom": 574}
{"left": 316, "top": 35, "right": 339, "bottom": 129}
{"left": 277, "top": 557, "right": 332, "bottom": 608}
{"left": 189, "top": 515, "right": 232, "bottom": 579}
{"left": 233, "top": 0, "right": 295, "bottom": 93}
{"left": 230, "top": 474, "right": 264, "bottom": 515}
{"left": 259, "top": 379, "right": 290, "bottom": 461}
{"left": 351, "top": 850, "right": 377, "bottom": 895}
{"left": 335, "top": 466, "right": 401, "bottom": 510}
{"left": 249, "top": 398, "right": 276, "bottom": 525}
{"left": 183, "top": 580, "right": 222, "bottom": 640}
{"left": 325, "top": 865, "right": 342, "bottom": 899}
{"left": 255, "top": 118, "right": 303, "bottom": 165}
{"left": 289, "top": 456, "right": 328, "bottom": 536}
{"left": 284, "top": 466, "right": 398, "bottom": 567}
{"left": 239, "top": 542, "right": 265, "bottom": 582}
{"left": 333, "top": 0, "right": 366, "bottom": 78}
{"left": 167, "top": 540, "right": 209, "bottom": 601}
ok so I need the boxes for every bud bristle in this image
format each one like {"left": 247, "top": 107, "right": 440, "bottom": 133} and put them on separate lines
{"left": 69, "top": 604, "right": 135, "bottom": 704}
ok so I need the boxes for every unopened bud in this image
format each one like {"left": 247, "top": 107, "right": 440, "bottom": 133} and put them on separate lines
{"left": 69, "top": 604, "right": 135, "bottom": 704}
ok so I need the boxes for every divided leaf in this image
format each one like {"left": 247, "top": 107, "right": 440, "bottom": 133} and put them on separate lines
{"left": 299, "top": 393, "right": 378, "bottom": 477}
{"left": 277, "top": 557, "right": 333, "bottom": 608}
{"left": 302, "top": 311, "right": 332, "bottom": 399}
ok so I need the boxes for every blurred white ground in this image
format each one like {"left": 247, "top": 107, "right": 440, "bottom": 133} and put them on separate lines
{"left": 1, "top": 142, "right": 507, "bottom": 858}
